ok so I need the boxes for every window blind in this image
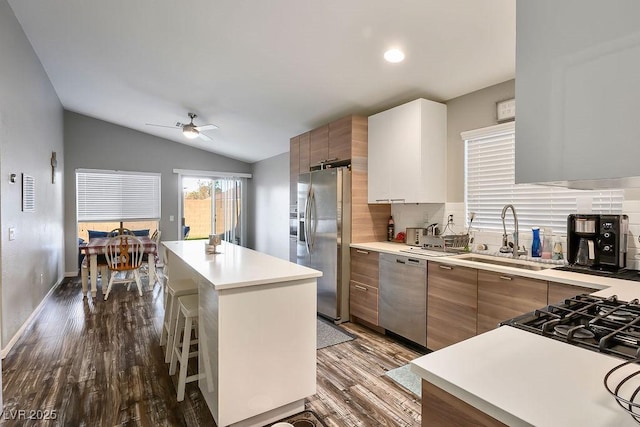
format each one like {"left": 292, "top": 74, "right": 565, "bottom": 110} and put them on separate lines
{"left": 77, "top": 169, "right": 161, "bottom": 222}
{"left": 463, "top": 123, "right": 623, "bottom": 234}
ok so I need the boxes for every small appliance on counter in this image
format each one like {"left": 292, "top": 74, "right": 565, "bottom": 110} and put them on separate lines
{"left": 405, "top": 227, "right": 426, "bottom": 246}
{"left": 566, "top": 214, "right": 628, "bottom": 271}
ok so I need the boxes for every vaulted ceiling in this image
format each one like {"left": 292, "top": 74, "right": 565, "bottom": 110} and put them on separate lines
{"left": 7, "top": 0, "right": 515, "bottom": 163}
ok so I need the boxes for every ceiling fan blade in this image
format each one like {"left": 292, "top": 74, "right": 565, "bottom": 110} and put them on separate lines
{"left": 198, "top": 132, "right": 213, "bottom": 142}
{"left": 195, "top": 124, "right": 218, "bottom": 131}
{"left": 145, "top": 123, "right": 181, "bottom": 129}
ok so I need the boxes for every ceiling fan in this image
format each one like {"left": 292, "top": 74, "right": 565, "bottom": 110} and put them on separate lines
{"left": 146, "top": 112, "right": 218, "bottom": 141}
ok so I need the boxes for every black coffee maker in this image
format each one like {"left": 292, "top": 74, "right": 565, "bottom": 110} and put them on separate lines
{"left": 567, "top": 214, "right": 628, "bottom": 271}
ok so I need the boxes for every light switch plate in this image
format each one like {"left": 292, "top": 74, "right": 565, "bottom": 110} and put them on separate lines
{"left": 169, "top": 215, "right": 175, "bottom": 222}
{"left": 8, "top": 227, "right": 15, "bottom": 241}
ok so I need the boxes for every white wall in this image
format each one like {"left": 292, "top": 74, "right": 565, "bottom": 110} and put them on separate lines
{"left": 0, "top": 0, "right": 65, "bottom": 357}
{"left": 248, "top": 152, "right": 289, "bottom": 260}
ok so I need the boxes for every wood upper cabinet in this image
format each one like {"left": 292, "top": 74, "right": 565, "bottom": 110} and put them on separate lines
{"left": 427, "top": 263, "right": 478, "bottom": 351}
{"left": 289, "top": 136, "right": 300, "bottom": 206}
{"left": 349, "top": 248, "right": 379, "bottom": 325}
{"left": 299, "top": 132, "right": 310, "bottom": 173}
{"left": 515, "top": 1, "right": 640, "bottom": 185}
{"left": 308, "top": 117, "right": 355, "bottom": 167}
{"left": 309, "top": 125, "right": 329, "bottom": 166}
{"left": 328, "top": 116, "right": 353, "bottom": 162}
{"left": 477, "top": 270, "right": 547, "bottom": 334}
{"left": 548, "top": 282, "right": 594, "bottom": 305}
{"left": 368, "top": 98, "right": 447, "bottom": 204}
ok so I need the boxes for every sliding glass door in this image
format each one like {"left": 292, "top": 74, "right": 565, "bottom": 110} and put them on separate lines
{"left": 181, "top": 175, "right": 246, "bottom": 245}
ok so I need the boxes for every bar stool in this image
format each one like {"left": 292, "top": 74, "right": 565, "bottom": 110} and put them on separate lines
{"left": 80, "top": 256, "right": 109, "bottom": 296}
{"left": 169, "top": 294, "right": 203, "bottom": 401}
{"left": 161, "top": 278, "right": 198, "bottom": 362}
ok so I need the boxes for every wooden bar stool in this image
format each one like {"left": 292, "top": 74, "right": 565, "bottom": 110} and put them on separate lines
{"left": 161, "top": 278, "right": 198, "bottom": 363}
{"left": 169, "top": 294, "right": 203, "bottom": 401}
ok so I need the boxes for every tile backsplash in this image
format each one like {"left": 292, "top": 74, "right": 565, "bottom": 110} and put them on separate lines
{"left": 391, "top": 199, "right": 640, "bottom": 269}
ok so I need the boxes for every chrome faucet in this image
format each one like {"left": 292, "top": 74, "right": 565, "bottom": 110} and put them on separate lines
{"left": 500, "top": 204, "right": 521, "bottom": 258}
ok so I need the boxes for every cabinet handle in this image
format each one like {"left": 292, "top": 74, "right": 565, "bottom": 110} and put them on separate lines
{"left": 438, "top": 265, "right": 453, "bottom": 270}
{"left": 396, "top": 259, "right": 406, "bottom": 264}
{"left": 499, "top": 276, "right": 513, "bottom": 281}
{"left": 375, "top": 199, "right": 390, "bottom": 203}
{"left": 356, "top": 249, "right": 369, "bottom": 255}
{"left": 407, "top": 258, "right": 420, "bottom": 264}
{"left": 390, "top": 198, "right": 405, "bottom": 203}
{"left": 354, "top": 284, "right": 367, "bottom": 291}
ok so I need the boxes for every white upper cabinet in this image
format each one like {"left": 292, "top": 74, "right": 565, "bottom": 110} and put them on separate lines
{"left": 515, "top": 0, "right": 640, "bottom": 188}
{"left": 368, "top": 98, "right": 447, "bottom": 203}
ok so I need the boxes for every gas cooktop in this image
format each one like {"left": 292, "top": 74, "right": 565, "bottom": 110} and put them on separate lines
{"left": 503, "top": 294, "right": 640, "bottom": 360}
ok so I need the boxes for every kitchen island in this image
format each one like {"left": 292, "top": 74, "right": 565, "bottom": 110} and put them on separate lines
{"left": 162, "top": 240, "right": 322, "bottom": 427}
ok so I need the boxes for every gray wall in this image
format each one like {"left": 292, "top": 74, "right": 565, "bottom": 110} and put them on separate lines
{"left": 0, "top": 0, "right": 65, "bottom": 352}
{"left": 64, "top": 112, "right": 252, "bottom": 273}
{"left": 248, "top": 152, "right": 289, "bottom": 259}
{"left": 446, "top": 79, "right": 515, "bottom": 202}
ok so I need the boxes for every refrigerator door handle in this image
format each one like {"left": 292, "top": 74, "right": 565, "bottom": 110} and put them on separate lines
{"left": 304, "top": 187, "right": 312, "bottom": 254}
{"left": 309, "top": 189, "right": 317, "bottom": 251}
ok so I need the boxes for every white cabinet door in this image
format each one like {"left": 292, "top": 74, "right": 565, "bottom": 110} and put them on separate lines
{"left": 515, "top": 0, "right": 640, "bottom": 186}
{"left": 368, "top": 109, "right": 391, "bottom": 203}
{"left": 368, "top": 99, "right": 446, "bottom": 204}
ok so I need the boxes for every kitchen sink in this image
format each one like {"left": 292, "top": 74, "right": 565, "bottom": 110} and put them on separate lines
{"left": 452, "top": 254, "right": 554, "bottom": 271}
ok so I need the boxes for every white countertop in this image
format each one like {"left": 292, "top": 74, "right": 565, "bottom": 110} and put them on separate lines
{"left": 163, "top": 240, "right": 321, "bottom": 290}
{"left": 411, "top": 327, "right": 637, "bottom": 427}
{"left": 351, "top": 241, "right": 640, "bottom": 297}
{"left": 353, "top": 241, "right": 640, "bottom": 425}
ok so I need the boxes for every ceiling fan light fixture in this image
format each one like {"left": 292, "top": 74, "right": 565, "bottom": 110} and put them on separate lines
{"left": 182, "top": 126, "right": 199, "bottom": 139}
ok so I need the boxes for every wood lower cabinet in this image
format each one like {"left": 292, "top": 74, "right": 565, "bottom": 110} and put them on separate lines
{"left": 477, "top": 270, "right": 548, "bottom": 334}
{"left": 350, "top": 281, "right": 379, "bottom": 325}
{"left": 422, "top": 380, "right": 507, "bottom": 427}
{"left": 548, "top": 281, "right": 595, "bottom": 304}
{"left": 349, "top": 248, "right": 379, "bottom": 325}
{"left": 427, "top": 263, "right": 478, "bottom": 351}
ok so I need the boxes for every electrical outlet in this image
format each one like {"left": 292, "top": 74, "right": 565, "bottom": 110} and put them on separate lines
{"left": 447, "top": 214, "right": 454, "bottom": 224}
{"left": 8, "top": 227, "right": 15, "bottom": 241}
{"left": 40, "top": 273, "right": 44, "bottom": 285}
{"left": 169, "top": 215, "right": 175, "bottom": 222}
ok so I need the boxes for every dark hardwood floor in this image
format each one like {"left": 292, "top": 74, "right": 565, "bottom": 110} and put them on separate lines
{"left": 0, "top": 276, "right": 422, "bottom": 426}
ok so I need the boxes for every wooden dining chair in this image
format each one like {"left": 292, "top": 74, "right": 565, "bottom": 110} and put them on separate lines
{"left": 103, "top": 234, "right": 145, "bottom": 300}
{"left": 109, "top": 227, "right": 133, "bottom": 236}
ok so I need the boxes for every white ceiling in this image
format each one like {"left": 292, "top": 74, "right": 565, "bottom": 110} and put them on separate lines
{"left": 7, "top": 0, "right": 515, "bottom": 163}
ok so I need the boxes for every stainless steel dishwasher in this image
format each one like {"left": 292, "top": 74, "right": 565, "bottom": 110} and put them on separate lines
{"left": 379, "top": 253, "right": 427, "bottom": 346}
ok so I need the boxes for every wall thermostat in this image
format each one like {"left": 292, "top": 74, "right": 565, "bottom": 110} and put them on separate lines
{"left": 496, "top": 98, "right": 516, "bottom": 122}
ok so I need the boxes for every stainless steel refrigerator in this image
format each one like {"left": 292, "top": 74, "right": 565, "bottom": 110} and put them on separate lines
{"left": 294, "top": 167, "right": 351, "bottom": 322}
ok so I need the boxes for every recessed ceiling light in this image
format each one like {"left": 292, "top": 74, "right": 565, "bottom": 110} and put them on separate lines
{"left": 384, "top": 48, "right": 405, "bottom": 63}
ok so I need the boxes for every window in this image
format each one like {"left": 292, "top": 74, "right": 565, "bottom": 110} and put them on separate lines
{"left": 176, "top": 169, "right": 250, "bottom": 246}
{"left": 463, "top": 122, "right": 623, "bottom": 233}
{"left": 76, "top": 169, "right": 161, "bottom": 222}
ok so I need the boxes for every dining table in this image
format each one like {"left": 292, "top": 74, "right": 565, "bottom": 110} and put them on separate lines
{"left": 81, "top": 236, "right": 158, "bottom": 298}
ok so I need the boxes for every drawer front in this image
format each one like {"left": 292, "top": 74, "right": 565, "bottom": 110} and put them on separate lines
{"left": 350, "top": 248, "right": 379, "bottom": 287}
{"left": 349, "top": 280, "right": 378, "bottom": 325}
{"left": 477, "top": 270, "right": 548, "bottom": 334}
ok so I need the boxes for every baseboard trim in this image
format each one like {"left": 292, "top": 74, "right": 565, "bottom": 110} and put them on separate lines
{"left": 1, "top": 278, "right": 63, "bottom": 359}
{"left": 64, "top": 271, "right": 79, "bottom": 278}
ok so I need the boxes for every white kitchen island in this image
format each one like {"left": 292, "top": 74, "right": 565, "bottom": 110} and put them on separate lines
{"left": 162, "top": 240, "right": 322, "bottom": 427}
